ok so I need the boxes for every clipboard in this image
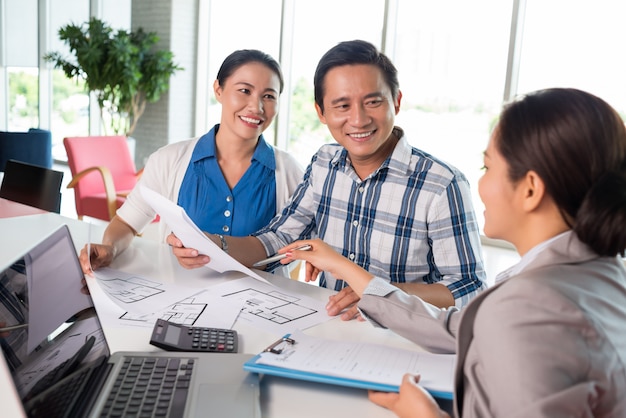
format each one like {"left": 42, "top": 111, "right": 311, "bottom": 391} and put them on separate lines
{"left": 243, "top": 332, "right": 454, "bottom": 400}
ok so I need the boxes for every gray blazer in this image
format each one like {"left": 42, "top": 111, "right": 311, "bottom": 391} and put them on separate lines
{"left": 359, "top": 233, "right": 626, "bottom": 417}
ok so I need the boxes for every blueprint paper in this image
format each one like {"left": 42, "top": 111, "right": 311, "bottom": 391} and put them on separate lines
{"left": 87, "top": 275, "right": 241, "bottom": 331}
{"left": 119, "top": 289, "right": 242, "bottom": 330}
{"left": 204, "top": 276, "right": 331, "bottom": 335}
{"left": 92, "top": 267, "right": 199, "bottom": 314}
{"left": 139, "top": 186, "right": 270, "bottom": 284}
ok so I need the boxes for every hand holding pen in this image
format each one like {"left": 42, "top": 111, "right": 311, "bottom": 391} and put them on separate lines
{"left": 276, "top": 239, "right": 375, "bottom": 322}
{"left": 266, "top": 239, "right": 353, "bottom": 284}
{"left": 252, "top": 244, "right": 312, "bottom": 267}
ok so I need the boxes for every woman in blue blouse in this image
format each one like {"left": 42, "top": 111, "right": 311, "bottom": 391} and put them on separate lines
{"left": 79, "top": 49, "right": 303, "bottom": 273}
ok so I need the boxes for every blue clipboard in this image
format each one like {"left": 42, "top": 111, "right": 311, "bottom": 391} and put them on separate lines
{"left": 243, "top": 335, "right": 454, "bottom": 400}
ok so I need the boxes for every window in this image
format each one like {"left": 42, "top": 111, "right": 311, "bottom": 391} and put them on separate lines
{"left": 392, "top": 0, "right": 513, "bottom": 231}
{"left": 517, "top": 0, "right": 626, "bottom": 116}
{"left": 7, "top": 68, "right": 39, "bottom": 131}
{"left": 282, "top": 0, "right": 386, "bottom": 167}
{"left": 5, "top": 0, "right": 38, "bottom": 131}
{"left": 202, "top": 0, "right": 282, "bottom": 143}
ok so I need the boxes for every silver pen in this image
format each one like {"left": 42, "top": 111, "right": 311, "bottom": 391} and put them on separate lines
{"left": 252, "top": 245, "right": 312, "bottom": 267}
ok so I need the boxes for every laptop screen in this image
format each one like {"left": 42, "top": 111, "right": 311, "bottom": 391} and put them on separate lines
{"left": 0, "top": 225, "right": 109, "bottom": 400}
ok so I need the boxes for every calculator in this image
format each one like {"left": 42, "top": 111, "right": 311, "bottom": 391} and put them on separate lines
{"left": 149, "top": 319, "right": 238, "bottom": 353}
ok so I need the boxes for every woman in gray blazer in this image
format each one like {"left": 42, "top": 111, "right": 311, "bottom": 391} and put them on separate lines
{"left": 280, "top": 88, "right": 626, "bottom": 417}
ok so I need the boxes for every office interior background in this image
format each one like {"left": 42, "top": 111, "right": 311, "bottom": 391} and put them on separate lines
{"left": 1, "top": 0, "right": 626, "bottom": 232}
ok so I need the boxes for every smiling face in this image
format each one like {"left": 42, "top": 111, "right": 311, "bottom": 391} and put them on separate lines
{"left": 478, "top": 130, "right": 524, "bottom": 243}
{"left": 315, "top": 64, "right": 401, "bottom": 178}
{"left": 214, "top": 61, "right": 281, "bottom": 142}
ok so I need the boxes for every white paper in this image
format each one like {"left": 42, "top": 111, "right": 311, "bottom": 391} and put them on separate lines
{"left": 118, "top": 289, "right": 242, "bottom": 330}
{"left": 86, "top": 276, "right": 241, "bottom": 331}
{"left": 92, "top": 267, "right": 199, "bottom": 314}
{"left": 204, "top": 276, "right": 332, "bottom": 335}
{"left": 139, "top": 186, "right": 270, "bottom": 284}
{"left": 257, "top": 330, "right": 455, "bottom": 393}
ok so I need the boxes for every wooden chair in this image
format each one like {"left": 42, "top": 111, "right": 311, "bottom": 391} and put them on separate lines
{"left": 0, "top": 159, "right": 64, "bottom": 213}
{"left": 63, "top": 136, "right": 142, "bottom": 221}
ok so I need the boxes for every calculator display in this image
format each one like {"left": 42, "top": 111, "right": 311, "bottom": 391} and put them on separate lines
{"left": 163, "top": 324, "right": 180, "bottom": 344}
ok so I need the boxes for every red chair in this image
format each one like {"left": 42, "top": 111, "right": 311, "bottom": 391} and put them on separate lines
{"left": 63, "top": 136, "right": 141, "bottom": 221}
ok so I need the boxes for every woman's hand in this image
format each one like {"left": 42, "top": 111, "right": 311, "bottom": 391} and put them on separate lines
{"left": 280, "top": 239, "right": 376, "bottom": 319}
{"left": 79, "top": 243, "right": 115, "bottom": 275}
{"left": 279, "top": 239, "right": 353, "bottom": 281}
{"left": 368, "top": 374, "right": 449, "bottom": 418}
{"left": 166, "top": 233, "right": 210, "bottom": 269}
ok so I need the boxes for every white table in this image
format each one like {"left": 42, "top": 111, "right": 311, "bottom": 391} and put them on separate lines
{"left": 1, "top": 213, "right": 431, "bottom": 418}
{"left": 0, "top": 197, "right": 48, "bottom": 218}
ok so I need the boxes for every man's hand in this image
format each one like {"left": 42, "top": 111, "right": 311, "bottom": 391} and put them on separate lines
{"left": 326, "top": 287, "right": 364, "bottom": 321}
{"left": 166, "top": 233, "right": 210, "bottom": 269}
{"left": 368, "top": 374, "right": 449, "bottom": 418}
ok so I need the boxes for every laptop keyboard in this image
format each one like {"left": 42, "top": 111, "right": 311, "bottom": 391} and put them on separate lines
{"left": 25, "top": 355, "right": 196, "bottom": 418}
{"left": 100, "top": 356, "right": 195, "bottom": 418}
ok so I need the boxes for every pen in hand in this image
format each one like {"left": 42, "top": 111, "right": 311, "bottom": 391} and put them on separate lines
{"left": 252, "top": 245, "right": 312, "bottom": 267}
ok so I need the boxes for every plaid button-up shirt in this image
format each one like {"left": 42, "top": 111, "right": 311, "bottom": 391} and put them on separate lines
{"left": 255, "top": 130, "right": 486, "bottom": 308}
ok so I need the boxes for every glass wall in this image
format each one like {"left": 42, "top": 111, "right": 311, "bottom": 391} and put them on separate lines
{"left": 5, "top": 0, "right": 39, "bottom": 131}
{"left": 392, "top": 0, "right": 513, "bottom": 222}
{"left": 281, "top": 0, "right": 386, "bottom": 164}
{"left": 2, "top": 0, "right": 625, "bottom": 232}
{"left": 203, "top": 0, "right": 282, "bottom": 143}
{"left": 0, "top": 0, "right": 131, "bottom": 160}
{"left": 49, "top": 1, "right": 91, "bottom": 159}
{"left": 517, "top": 0, "right": 626, "bottom": 116}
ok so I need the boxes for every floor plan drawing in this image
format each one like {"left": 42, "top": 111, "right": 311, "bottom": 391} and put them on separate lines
{"left": 120, "top": 300, "right": 207, "bottom": 326}
{"left": 108, "top": 289, "right": 241, "bottom": 331}
{"left": 222, "top": 287, "right": 318, "bottom": 325}
{"left": 93, "top": 267, "right": 200, "bottom": 315}
{"left": 206, "top": 276, "right": 332, "bottom": 335}
{"left": 97, "top": 275, "right": 165, "bottom": 304}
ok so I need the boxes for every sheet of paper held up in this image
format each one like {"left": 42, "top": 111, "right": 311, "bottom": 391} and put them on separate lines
{"left": 140, "top": 186, "right": 269, "bottom": 284}
{"left": 256, "top": 330, "right": 455, "bottom": 394}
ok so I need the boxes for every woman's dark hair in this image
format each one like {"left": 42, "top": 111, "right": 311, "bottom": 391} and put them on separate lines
{"left": 216, "top": 49, "right": 284, "bottom": 93}
{"left": 496, "top": 88, "right": 626, "bottom": 257}
{"left": 313, "top": 40, "right": 399, "bottom": 113}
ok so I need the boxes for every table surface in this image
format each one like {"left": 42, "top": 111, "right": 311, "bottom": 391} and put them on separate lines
{"left": 0, "top": 197, "right": 48, "bottom": 218}
{"left": 0, "top": 213, "right": 442, "bottom": 418}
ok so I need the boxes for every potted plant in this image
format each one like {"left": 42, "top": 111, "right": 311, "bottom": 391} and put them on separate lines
{"left": 44, "top": 17, "right": 182, "bottom": 137}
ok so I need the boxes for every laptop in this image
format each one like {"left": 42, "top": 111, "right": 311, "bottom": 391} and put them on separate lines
{"left": 0, "top": 224, "right": 261, "bottom": 418}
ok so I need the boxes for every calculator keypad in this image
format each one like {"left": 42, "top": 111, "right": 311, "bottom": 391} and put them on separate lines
{"left": 189, "top": 327, "right": 237, "bottom": 352}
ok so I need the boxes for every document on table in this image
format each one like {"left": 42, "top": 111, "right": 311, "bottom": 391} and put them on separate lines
{"left": 245, "top": 330, "right": 455, "bottom": 399}
{"left": 86, "top": 274, "right": 241, "bottom": 331}
{"left": 91, "top": 266, "right": 199, "bottom": 314}
{"left": 140, "top": 186, "right": 269, "bottom": 284}
{"left": 204, "top": 276, "right": 332, "bottom": 335}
